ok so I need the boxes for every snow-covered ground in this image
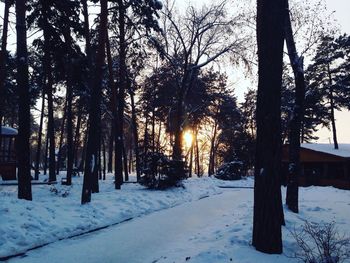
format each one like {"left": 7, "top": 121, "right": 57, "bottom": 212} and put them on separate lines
{"left": 0, "top": 174, "right": 221, "bottom": 259}
{"left": 1, "top": 175, "right": 350, "bottom": 263}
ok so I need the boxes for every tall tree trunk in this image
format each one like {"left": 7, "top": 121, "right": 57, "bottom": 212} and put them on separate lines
{"left": 73, "top": 106, "right": 82, "bottom": 168}
{"left": 152, "top": 110, "right": 155, "bottom": 153}
{"left": 0, "top": 0, "right": 11, "bottom": 150}
{"left": 128, "top": 144, "right": 132, "bottom": 174}
{"left": 42, "top": 0, "right": 56, "bottom": 182}
{"left": 123, "top": 143, "right": 128, "bottom": 181}
{"left": 66, "top": 71, "right": 74, "bottom": 185}
{"left": 143, "top": 114, "right": 149, "bottom": 167}
{"left": 105, "top": 28, "right": 117, "bottom": 174}
{"left": 34, "top": 91, "right": 45, "bottom": 180}
{"left": 129, "top": 85, "right": 141, "bottom": 180}
{"left": 189, "top": 140, "right": 193, "bottom": 177}
{"left": 16, "top": 0, "right": 32, "bottom": 201}
{"left": 157, "top": 121, "right": 162, "bottom": 152}
{"left": 285, "top": 1, "right": 305, "bottom": 213}
{"left": 108, "top": 124, "right": 114, "bottom": 173}
{"left": 102, "top": 136, "right": 106, "bottom": 180}
{"left": 81, "top": 0, "right": 107, "bottom": 203}
{"left": 252, "top": 0, "right": 285, "bottom": 254}
{"left": 62, "top": 28, "right": 74, "bottom": 186}
{"left": 208, "top": 121, "right": 218, "bottom": 176}
{"left": 79, "top": 131, "right": 88, "bottom": 171}
{"left": 327, "top": 63, "right": 338, "bottom": 150}
{"left": 114, "top": 0, "right": 126, "bottom": 190}
{"left": 194, "top": 129, "right": 200, "bottom": 176}
{"left": 43, "top": 123, "right": 49, "bottom": 175}
{"left": 56, "top": 100, "right": 67, "bottom": 175}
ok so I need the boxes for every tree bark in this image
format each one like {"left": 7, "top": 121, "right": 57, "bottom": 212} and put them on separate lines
{"left": 105, "top": 28, "right": 117, "bottom": 174}
{"left": 81, "top": 0, "right": 107, "bottom": 203}
{"left": 102, "top": 136, "right": 106, "bottom": 180}
{"left": 56, "top": 100, "right": 67, "bottom": 175}
{"left": 129, "top": 85, "right": 141, "bottom": 182}
{"left": 208, "top": 120, "right": 218, "bottom": 176}
{"left": 114, "top": 0, "right": 126, "bottom": 190}
{"left": 42, "top": 0, "right": 56, "bottom": 182}
{"left": 43, "top": 123, "right": 49, "bottom": 175}
{"left": 16, "top": 0, "right": 32, "bottom": 201}
{"left": 73, "top": 106, "right": 82, "bottom": 169}
{"left": 123, "top": 143, "right": 128, "bottom": 181}
{"left": 34, "top": 90, "right": 45, "bottom": 180}
{"left": 62, "top": 27, "right": 75, "bottom": 186}
{"left": 252, "top": 0, "right": 285, "bottom": 254}
{"left": 285, "top": 0, "right": 305, "bottom": 213}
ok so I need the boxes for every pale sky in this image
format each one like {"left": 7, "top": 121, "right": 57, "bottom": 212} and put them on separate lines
{"left": 0, "top": 0, "right": 349, "bottom": 142}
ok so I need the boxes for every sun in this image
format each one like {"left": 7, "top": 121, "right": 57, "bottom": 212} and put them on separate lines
{"left": 183, "top": 130, "right": 193, "bottom": 148}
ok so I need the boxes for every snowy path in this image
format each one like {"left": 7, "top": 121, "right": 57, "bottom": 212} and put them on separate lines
{"left": 8, "top": 190, "right": 253, "bottom": 263}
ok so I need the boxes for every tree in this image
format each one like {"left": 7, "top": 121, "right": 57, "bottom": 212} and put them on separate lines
{"left": 81, "top": 0, "right": 108, "bottom": 204}
{"left": 0, "top": 0, "right": 14, "bottom": 151}
{"left": 284, "top": 0, "right": 305, "bottom": 214}
{"left": 108, "top": 0, "right": 162, "bottom": 189}
{"left": 306, "top": 35, "right": 350, "bottom": 150}
{"left": 151, "top": 0, "right": 249, "bottom": 161}
{"left": 16, "top": 0, "right": 32, "bottom": 200}
{"left": 252, "top": 0, "right": 285, "bottom": 254}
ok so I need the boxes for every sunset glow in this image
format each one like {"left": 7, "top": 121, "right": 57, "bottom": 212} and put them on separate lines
{"left": 183, "top": 130, "right": 193, "bottom": 148}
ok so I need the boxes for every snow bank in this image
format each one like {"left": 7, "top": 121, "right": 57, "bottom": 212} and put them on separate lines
{"left": 0, "top": 174, "right": 221, "bottom": 258}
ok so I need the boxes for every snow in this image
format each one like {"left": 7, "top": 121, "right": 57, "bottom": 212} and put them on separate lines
{"left": 0, "top": 174, "right": 221, "bottom": 259}
{"left": 0, "top": 126, "right": 18, "bottom": 136}
{"left": 1, "top": 175, "right": 350, "bottom": 263}
{"left": 301, "top": 143, "right": 350, "bottom": 158}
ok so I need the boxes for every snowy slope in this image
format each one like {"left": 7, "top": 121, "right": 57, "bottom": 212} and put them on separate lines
{"left": 0, "top": 174, "right": 221, "bottom": 259}
{"left": 4, "top": 184, "right": 350, "bottom": 263}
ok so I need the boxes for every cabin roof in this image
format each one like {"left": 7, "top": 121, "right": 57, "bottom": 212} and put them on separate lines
{"left": 1, "top": 126, "right": 18, "bottom": 136}
{"left": 301, "top": 143, "right": 350, "bottom": 158}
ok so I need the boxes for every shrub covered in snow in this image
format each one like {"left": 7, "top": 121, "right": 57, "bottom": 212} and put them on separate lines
{"left": 139, "top": 152, "right": 188, "bottom": 189}
{"left": 291, "top": 221, "right": 350, "bottom": 263}
{"left": 215, "top": 161, "right": 243, "bottom": 181}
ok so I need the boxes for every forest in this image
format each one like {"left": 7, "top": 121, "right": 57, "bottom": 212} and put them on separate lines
{"left": 0, "top": 0, "right": 350, "bottom": 260}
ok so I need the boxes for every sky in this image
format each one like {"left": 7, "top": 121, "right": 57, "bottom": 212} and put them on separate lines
{"left": 0, "top": 0, "right": 349, "bottom": 143}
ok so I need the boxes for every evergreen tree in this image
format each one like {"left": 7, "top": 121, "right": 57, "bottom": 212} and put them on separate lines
{"left": 253, "top": 0, "right": 285, "bottom": 254}
{"left": 16, "top": 0, "right": 32, "bottom": 200}
{"left": 306, "top": 34, "right": 350, "bottom": 149}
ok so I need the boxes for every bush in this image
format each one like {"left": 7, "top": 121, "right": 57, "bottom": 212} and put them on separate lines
{"left": 215, "top": 161, "right": 243, "bottom": 180}
{"left": 139, "top": 152, "right": 188, "bottom": 189}
{"left": 291, "top": 221, "right": 350, "bottom": 263}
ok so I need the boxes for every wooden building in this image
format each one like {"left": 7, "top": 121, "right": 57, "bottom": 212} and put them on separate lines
{"left": 0, "top": 126, "right": 18, "bottom": 180}
{"left": 282, "top": 144, "right": 350, "bottom": 190}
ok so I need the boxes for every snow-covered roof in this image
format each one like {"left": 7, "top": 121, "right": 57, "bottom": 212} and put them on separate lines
{"left": 301, "top": 143, "right": 350, "bottom": 158}
{"left": 1, "top": 126, "right": 18, "bottom": 136}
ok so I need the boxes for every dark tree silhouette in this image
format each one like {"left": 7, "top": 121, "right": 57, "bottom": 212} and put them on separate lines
{"left": 252, "top": 0, "right": 285, "bottom": 254}
{"left": 81, "top": 0, "right": 107, "bottom": 204}
{"left": 284, "top": 0, "right": 305, "bottom": 214}
{"left": 16, "top": 0, "right": 32, "bottom": 201}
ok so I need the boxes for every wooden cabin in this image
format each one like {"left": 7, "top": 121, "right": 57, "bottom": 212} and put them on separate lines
{"left": 0, "top": 126, "right": 18, "bottom": 180}
{"left": 282, "top": 144, "right": 350, "bottom": 190}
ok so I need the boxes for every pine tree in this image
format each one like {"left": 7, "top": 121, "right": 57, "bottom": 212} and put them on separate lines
{"left": 306, "top": 34, "right": 350, "bottom": 149}
{"left": 253, "top": 0, "right": 285, "bottom": 254}
{"left": 81, "top": 0, "right": 108, "bottom": 204}
{"left": 16, "top": 0, "right": 32, "bottom": 200}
